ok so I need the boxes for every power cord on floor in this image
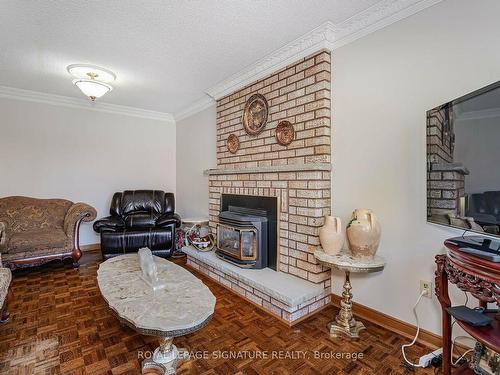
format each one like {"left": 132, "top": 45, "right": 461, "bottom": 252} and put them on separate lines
{"left": 450, "top": 320, "right": 475, "bottom": 366}
{"left": 401, "top": 290, "right": 475, "bottom": 370}
{"left": 401, "top": 290, "right": 427, "bottom": 368}
{"left": 449, "top": 291, "right": 474, "bottom": 366}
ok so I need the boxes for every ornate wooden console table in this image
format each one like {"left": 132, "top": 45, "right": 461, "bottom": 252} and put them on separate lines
{"left": 435, "top": 239, "right": 500, "bottom": 375}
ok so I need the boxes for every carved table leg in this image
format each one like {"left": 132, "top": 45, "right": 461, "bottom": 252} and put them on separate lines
{"left": 0, "top": 287, "right": 13, "bottom": 323}
{"left": 0, "top": 304, "right": 9, "bottom": 323}
{"left": 328, "top": 270, "right": 365, "bottom": 338}
{"left": 142, "top": 337, "right": 188, "bottom": 375}
{"left": 435, "top": 255, "right": 451, "bottom": 375}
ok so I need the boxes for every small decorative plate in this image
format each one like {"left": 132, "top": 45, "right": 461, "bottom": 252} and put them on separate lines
{"left": 275, "top": 120, "right": 295, "bottom": 146}
{"left": 242, "top": 93, "right": 269, "bottom": 136}
{"left": 226, "top": 134, "right": 239, "bottom": 154}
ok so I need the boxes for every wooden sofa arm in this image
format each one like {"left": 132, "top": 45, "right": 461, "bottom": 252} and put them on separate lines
{"left": 64, "top": 203, "right": 97, "bottom": 249}
{"left": 64, "top": 203, "right": 97, "bottom": 237}
{"left": 63, "top": 203, "right": 97, "bottom": 268}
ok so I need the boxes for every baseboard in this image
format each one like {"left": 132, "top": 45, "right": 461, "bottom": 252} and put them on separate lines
{"left": 330, "top": 294, "right": 441, "bottom": 349}
{"left": 80, "top": 243, "right": 100, "bottom": 253}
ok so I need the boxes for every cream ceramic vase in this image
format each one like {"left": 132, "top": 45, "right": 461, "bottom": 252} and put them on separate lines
{"left": 346, "top": 209, "right": 381, "bottom": 259}
{"left": 319, "top": 216, "right": 344, "bottom": 255}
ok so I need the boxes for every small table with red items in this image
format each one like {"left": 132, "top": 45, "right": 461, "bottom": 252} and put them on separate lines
{"left": 176, "top": 217, "right": 214, "bottom": 254}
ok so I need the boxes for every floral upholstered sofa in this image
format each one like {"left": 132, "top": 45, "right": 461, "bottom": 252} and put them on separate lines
{"left": 0, "top": 196, "right": 96, "bottom": 270}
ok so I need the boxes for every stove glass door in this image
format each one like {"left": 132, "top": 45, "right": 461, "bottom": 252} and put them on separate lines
{"left": 240, "top": 230, "right": 256, "bottom": 260}
{"left": 217, "top": 224, "right": 257, "bottom": 261}
{"left": 217, "top": 224, "right": 240, "bottom": 258}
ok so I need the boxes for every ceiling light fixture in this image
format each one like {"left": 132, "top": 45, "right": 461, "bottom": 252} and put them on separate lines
{"left": 67, "top": 64, "right": 116, "bottom": 101}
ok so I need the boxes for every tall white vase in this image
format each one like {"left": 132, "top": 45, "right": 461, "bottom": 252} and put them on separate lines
{"left": 319, "top": 216, "right": 344, "bottom": 255}
{"left": 346, "top": 209, "right": 381, "bottom": 259}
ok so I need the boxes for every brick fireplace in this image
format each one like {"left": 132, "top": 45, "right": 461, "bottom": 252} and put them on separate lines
{"left": 184, "top": 50, "right": 332, "bottom": 325}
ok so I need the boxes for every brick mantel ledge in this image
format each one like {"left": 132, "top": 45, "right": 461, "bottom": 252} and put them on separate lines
{"left": 204, "top": 162, "right": 332, "bottom": 176}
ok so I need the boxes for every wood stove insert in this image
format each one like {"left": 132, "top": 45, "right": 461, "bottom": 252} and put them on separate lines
{"left": 216, "top": 194, "right": 277, "bottom": 270}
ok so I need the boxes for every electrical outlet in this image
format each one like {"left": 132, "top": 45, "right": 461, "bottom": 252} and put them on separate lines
{"left": 420, "top": 280, "right": 432, "bottom": 298}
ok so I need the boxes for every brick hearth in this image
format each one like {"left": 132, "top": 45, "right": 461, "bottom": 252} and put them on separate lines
{"left": 184, "top": 247, "right": 329, "bottom": 324}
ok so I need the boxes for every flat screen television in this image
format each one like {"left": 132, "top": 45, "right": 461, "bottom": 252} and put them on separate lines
{"left": 427, "top": 80, "right": 500, "bottom": 237}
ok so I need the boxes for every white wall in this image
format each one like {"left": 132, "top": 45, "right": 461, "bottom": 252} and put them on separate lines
{"left": 175, "top": 105, "right": 216, "bottom": 218}
{"left": 454, "top": 116, "right": 500, "bottom": 193}
{"left": 332, "top": 0, "right": 500, "bottom": 335}
{"left": 0, "top": 97, "right": 176, "bottom": 245}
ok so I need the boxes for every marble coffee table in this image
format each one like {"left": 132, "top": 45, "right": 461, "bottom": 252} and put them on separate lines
{"left": 97, "top": 254, "right": 216, "bottom": 374}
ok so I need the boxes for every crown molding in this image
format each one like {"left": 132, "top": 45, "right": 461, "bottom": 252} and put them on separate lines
{"left": 205, "top": 0, "right": 442, "bottom": 101}
{"left": 174, "top": 94, "right": 215, "bottom": 122}
{"left": 0, "top": 85, "right": 175, "bottom": 123}
{"left": 331, "top": 0, "right": 443, "bottom": 49}
{"left": 206, "top": 21, "right": 336, "bottom": 100}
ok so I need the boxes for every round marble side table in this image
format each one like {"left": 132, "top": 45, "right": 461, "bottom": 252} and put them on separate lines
{"left": 314, "top": 249, "right": 385, "bottom": 339}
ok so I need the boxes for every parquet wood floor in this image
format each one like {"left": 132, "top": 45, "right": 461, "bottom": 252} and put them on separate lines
{"left": 0, "top": 253, "right": 435, "bottom": 375}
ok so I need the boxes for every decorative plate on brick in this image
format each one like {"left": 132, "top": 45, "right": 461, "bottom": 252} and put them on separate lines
{"left": 242, "top": 94, "right": 269, "bottom": 136}
{"left": 226, "top": 134, "right": 239, "bottom": 154}
{"left": 275, "top": 120, "right": 295, "bottom": 146}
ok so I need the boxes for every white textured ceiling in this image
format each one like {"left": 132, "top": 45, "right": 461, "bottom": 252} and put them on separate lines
{"left": 0, "top": 0, "right": 387, "bottom": 115}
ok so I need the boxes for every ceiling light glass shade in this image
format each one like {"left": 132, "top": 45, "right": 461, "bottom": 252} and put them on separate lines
{"left": 67, "top": 64, "right": 116, "bottom": 83}
{"left": 73, "top": 79, "right": 112, "bottom": 101}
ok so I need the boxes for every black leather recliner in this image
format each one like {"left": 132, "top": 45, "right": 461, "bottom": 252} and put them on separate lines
{"left": 93, "top": 190, "right": 181, "bottom": 259}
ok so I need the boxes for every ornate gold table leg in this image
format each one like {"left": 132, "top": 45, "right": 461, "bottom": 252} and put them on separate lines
{"left": 328, "top": 271, "right": 365, "bottom": 338}
{"left": 142, "top": 337, "right": 187, "bottom": 375}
